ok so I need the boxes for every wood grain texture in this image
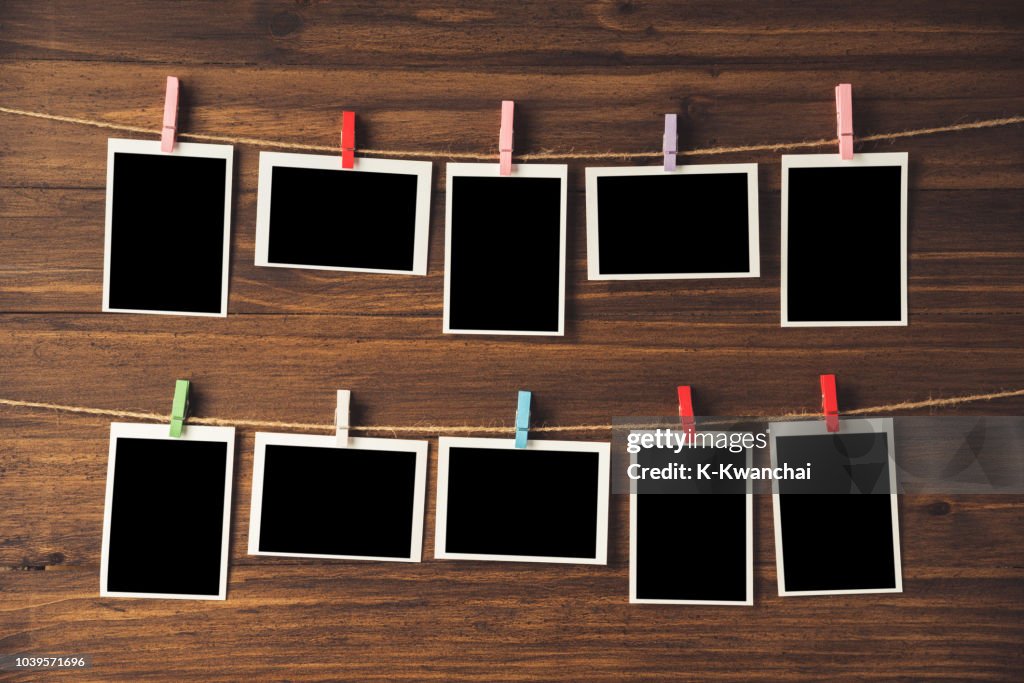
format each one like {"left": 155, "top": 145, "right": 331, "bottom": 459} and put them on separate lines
{"left": 0, "top": 1, "right": 1022, "bottom": 680}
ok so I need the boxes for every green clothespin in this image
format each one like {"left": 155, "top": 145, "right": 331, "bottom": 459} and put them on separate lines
{"left": 170, "top": 379, "right": 190, "bottom": 437}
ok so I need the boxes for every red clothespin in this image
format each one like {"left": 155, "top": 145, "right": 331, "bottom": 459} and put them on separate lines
{"left": 677, "top": 385, "right": 695, "bottom": 442}
{"left": 820, "top": 374, "right": 839, "bottom": 432}
{"left": 835, "top": 84, "right": 853, "bottom": 160}
{"left": 340, "top": 111, "right": 355, "bottom": 169}
{"left": 663, "top": 114, "right": 677, "bottom": 172}
{"left": 161, "top": 76, "right": 179, "bottom": 153}
{"left": 499, "top": 100, "right": 514, "bottom": 176}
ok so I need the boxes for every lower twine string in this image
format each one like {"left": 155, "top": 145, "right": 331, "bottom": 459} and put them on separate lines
{"left": 1, "top": 388, "right": 1023, "bottom": 436}
{"left": 0, "top": 106, "right": 1021, "bottom": 159}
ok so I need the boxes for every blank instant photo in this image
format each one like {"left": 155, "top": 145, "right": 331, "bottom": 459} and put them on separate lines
{"left": 247, "top": 432, "right": 428, "bottom": 562}
{"left": 434, "top": 437, "right": 610, "bottom": 564}
{"left": 630, "top": 434, "right": 754, "bottom": 605}
{"left": 585, "top": 164, "right": 760, "bottom": 280}
{"left": 781, "top": 153, "right": 908, "bottom": 326}
{"left": 100, "top": 422, "right": 235, "bottom": 600}
{"left": 770, "top": 418, "right": 902, "bottom": 596}
{"left": 443, "top": 163, "right": 568, "bottom": 335}
{"left": 103, "top": 138, "right": 233, "bottom": 317}
{"left": 255, "top": 152, "right": 432, "bottom": 275}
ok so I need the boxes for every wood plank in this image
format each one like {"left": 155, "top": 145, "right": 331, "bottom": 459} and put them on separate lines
{"left": 1, "top": 63, "right": 1022, "bottom": 190}
{"left": 0, "top": 312, "right": 1023, "bottom": 428}
{"left": 1, "top": 1, "right": 1022, "bottom": 67}
{"left": 2, "top": 415, "right": 1023, "bottom": 571}
{"left": 2, "top": 186, "right": 1023, "bottom": 316}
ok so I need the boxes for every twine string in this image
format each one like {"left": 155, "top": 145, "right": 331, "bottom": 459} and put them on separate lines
{"left": 2, "top": 388, "right": 1023, "bottom": 436}
{"left": 0, "top": 106, "right": 1021, "bottom": 160}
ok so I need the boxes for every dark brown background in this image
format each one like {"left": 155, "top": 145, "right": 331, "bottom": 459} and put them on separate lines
{"left": 1, "top": 1, "right": 1022, "bottom": 680}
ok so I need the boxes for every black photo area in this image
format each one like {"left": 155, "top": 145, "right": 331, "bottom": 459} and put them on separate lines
{"left": 105, "top": 437, "right": 228, "bottom": 596}
{"left": 267, "top": 166, "right": 419, "bottom": 272}
{"left": 596, "top": 173, "right": 751, "bottom": 275}
{"left": 634, "top": 445, "right": 748, "bottom": 602}
{"left": 775, "top": 431, "right": 899, "bottom": 592}
{"left": 444, "top": 447, "right": 600, "bottom": 559}
{"left": 787, "top": 165, "right": 903, "bottom": 322}
{"left": 257, "top": 444, "right": 418, "bottom": 558}
{"left": 108, "top": 152, "right": 227, "bottom": 314}
{"left": 448, "top": 175, "right": 562, "bottom": 332}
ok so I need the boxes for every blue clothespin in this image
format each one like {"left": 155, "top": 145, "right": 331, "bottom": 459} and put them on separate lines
{"left": 170, "top": 379, "right": 190, "bottom": 438}
{"left": 515, "top": 390, "right": 531, "bottom": 448}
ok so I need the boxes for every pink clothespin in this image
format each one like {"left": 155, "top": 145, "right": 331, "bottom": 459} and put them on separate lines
{"left": 663, "top": 114, "right": 677, "bottom": 171}
{"left": 161, "top": 76, "right": 179, "bottom": 153}
{"left": 820, "top": 374, "right": 840, "bottom": 433}
{"left": 499, "top": 100, "right": 514, "bottom": 176}
{"left": 678, "top": 385, "right": 695, "bottom": 442}
{"left": 835, "top": 84, "right": 853, "bottom": 160}
{"left": 340, "top": 111, "right": 355, "bottom": 169}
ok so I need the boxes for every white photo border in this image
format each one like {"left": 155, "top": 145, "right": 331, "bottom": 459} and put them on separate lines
{"left": 102, "top": 138, "right": 234, "bottom": 317}
{"left": 780, "top": 152, "right": 909, "bottom": 327}
{"left": 434, "top": 436, "right": 610, "bottom": 564}
{"left": 628, "top": 432, "right": 754, "bottom": 605}
{"left": 255, "top": 152, "right": 433, "bottom": 276}
{"left": 769, "top": 417, "right": 903, "bottom": 596}
{"left": 247, "top": 432, "right": 429, "bottom": 563}
{"left": 100, "top": 422, "right": 236, "bottom": 600}
{"left": 443, "top": 163, "right": 568, "bottom": 336}
{"left": 584, "top": 163, "right": 761, "bottom": 281}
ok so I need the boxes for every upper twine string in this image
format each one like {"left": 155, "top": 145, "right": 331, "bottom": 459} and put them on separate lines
{"left": 0, "top": 106, "right": 1021, "bottom": 159}
{"left": 2, "top": 388, "right": 1023, "bottom": 436}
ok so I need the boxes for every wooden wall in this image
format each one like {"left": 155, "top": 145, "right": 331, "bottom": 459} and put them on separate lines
{"left": 0, "top": 2, "right": 1021, "bottom": 680}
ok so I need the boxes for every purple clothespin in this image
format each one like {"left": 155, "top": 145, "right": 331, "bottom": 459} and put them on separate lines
{"left": 663, "top": 114, "right": 677, "bottom": 171}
